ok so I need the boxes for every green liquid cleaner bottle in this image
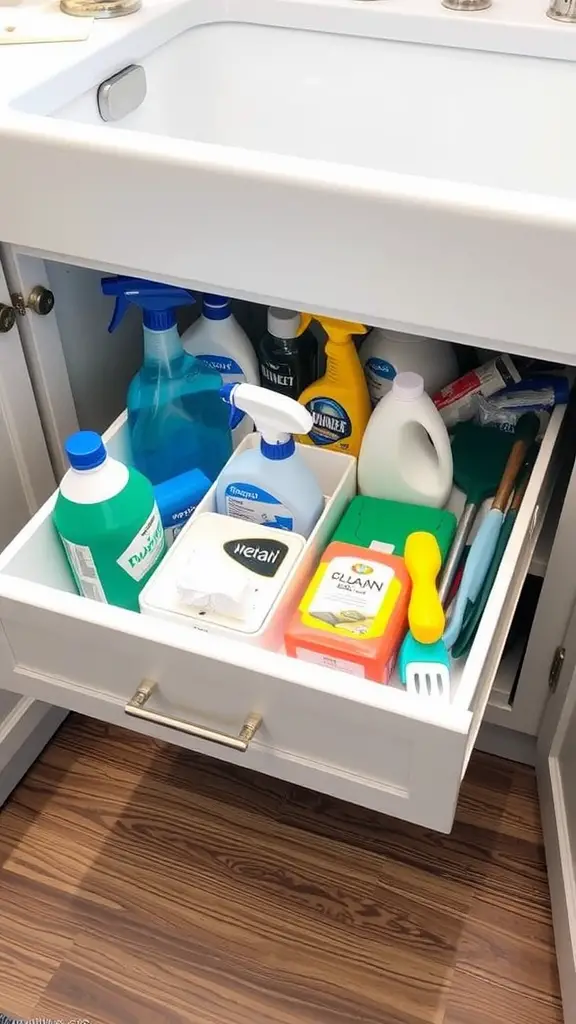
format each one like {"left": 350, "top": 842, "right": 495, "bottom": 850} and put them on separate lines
{"left": 53, "top": 431, "right": 166, "bottom": 612}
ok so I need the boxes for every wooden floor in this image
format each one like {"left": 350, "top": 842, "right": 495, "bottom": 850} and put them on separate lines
{"left": 0, "top": 715, "right": 563, "bottom": 1024}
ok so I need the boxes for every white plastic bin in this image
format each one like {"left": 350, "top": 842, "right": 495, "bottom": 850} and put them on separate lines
{"left": 140, "top": 433, "right": 356, "bottom": 650}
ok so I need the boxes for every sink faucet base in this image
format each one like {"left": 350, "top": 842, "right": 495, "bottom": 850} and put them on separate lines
{"left": 61, "top": 0, "right": 141, "bottom": 17}
{"left": 547, "top": 0, "right": 576, "bottom": 21}
{"left": 441, "top": 0, "right": 492, "bottom": 9}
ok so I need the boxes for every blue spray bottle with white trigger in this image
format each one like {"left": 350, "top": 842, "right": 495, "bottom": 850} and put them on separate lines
{"left": 102, "top": 276, "right": 231, "bottom": 486}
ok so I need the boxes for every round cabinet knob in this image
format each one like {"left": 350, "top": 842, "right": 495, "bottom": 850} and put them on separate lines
{"left": 27, "top": 285, "right": 55, "bottom": 317}
{"left": 0, "top": 304, "right": 16, "bottom": 333}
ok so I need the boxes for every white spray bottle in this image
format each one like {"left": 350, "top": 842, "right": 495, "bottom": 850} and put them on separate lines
{"left": 216, "top": 383, "right": 324, "bottom": 538}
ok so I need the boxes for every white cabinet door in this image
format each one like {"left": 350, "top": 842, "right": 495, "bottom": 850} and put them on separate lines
{"left": 0, "top": 257, "right": 56, "bottom": 544}
{"left": 0, "top": 246, "right": 78, "bottom": 480}
{"left": 538, "top": 600, "right": 576, "bottom": 1023}
{"left": 0, "top": 254, "right": 66, "bottom": 806}
{"left": 0, "top": 248, "right": 144, "bottom": 478}
{"left": 485, "top": 431, "right": 576, "bottom": 738}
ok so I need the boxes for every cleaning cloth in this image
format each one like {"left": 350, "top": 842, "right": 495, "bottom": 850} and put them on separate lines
{"left": 177, "top": 549, "right": 253, "bottom": 620}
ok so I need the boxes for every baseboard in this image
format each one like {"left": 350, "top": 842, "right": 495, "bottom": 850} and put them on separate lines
{"left": 0, "top": 700, "right": 67, "bottom": 807}
{"left": 475, "top": 721, "right": 537, "bottom": 766}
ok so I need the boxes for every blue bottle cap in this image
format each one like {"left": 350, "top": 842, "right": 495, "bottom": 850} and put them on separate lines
{"left": 203, "top": 294, "right": 231, "bottom": 321}
{"left": 261, "top": 437, "right": 296, "bottom": 460}
{"left": 65, "top": 431, "right": 107, "bottom": 471}
{"left": 142, "top": 308, "right": 177, "bottom": 331}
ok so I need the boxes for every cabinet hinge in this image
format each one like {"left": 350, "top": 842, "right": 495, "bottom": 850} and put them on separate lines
{"left": 10, "top": 292, "right": 27, "bottom": 316}
{"left": 549, "top": 646, "right": 566, "bottom": 693}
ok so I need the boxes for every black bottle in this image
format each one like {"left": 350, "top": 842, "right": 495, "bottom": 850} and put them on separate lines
{"left": 259, "top": 307, "right": 317, "bottom": 401}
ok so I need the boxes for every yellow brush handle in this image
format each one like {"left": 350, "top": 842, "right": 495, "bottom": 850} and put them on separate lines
{"left": 404, "top": 532, "right": 445, "bottom": 644}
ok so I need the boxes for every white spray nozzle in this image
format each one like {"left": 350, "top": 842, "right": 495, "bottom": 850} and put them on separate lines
{"left": 221, "top": 382, "right": 313, "bottom": 445}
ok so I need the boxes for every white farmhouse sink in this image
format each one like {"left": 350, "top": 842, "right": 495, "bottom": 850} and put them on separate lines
{"left": 2, "top": 0, "right": 576, "bottom": 359}
{"left": 51, "top": 20, "right": 576, "bottom": 198}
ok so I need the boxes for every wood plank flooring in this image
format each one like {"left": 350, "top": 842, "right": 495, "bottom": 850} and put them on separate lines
{"left": 0, "top": 714, "right": 563, "bottom": 1024}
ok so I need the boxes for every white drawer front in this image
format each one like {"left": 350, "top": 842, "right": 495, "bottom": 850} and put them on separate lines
{"left": 0, "top": 405, "right": 567, "bottom": 832}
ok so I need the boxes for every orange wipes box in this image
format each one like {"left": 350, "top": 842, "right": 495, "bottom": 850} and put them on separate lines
{"left": 285, "top": 541, "right": 411, "bottom": 683}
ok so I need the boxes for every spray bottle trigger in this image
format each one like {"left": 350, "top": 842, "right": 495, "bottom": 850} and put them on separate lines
{"left": 107, "top": 294, "right": 130, "bottom": 333}
{"left": 102, "top": 276, "right": 197, "bottom": 333}
{"left": 302, "top": 315, "right": 367, "bottom": 340}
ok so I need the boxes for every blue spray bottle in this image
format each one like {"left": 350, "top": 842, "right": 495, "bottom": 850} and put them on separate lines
{"left": 102, "top": 276, "right": 232, "bottom": 486}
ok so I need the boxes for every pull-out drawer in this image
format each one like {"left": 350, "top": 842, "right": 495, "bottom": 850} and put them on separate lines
{"left": 0, "top": 405, "right": 568, "bottom": 832}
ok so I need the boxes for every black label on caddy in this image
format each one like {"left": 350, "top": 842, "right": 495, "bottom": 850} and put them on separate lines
{"left": 223, "top": 538, "right": 290, "bottom": 578}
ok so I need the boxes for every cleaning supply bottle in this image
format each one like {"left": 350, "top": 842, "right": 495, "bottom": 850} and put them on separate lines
{"left": 53, "top": 430, "right": 165, "bottom": 612}
{"left": 358, "top": 371, "right": 453, "bottom": 507}
{"left": 298, "top": 318, "right": 369, "bottom": 458}
{"left": 101, "top": 276, "right": 231, "bottom": 486}
{"left": 216, "top": 383, "right": 324, "bottom": 538}
{"left": 153, "top": 467, "right": 211, "bottom": 547}
{"left": 259, "top": 308, "right": 317, "bottom": 400}
{"left": 181, "top": 294, "right": 260, "bottom": 447}
{"left": 359, "top": 328, "right": 458, "bottom": 406}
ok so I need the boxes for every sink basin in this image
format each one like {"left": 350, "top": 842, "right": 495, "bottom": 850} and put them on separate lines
{"left": 3, "top": 0, "right": 576, "bottom": 360}
{"left": 51, "top": 19, "right": 576, "bottom": 198}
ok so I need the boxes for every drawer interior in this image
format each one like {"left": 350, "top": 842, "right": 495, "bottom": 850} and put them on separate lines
{"left": 0, "top": 397, "right": 566, "bottom": 740}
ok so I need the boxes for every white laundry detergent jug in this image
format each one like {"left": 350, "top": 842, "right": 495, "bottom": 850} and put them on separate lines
{"left": 358, "top": 371, "right": 453, "bottom": 508}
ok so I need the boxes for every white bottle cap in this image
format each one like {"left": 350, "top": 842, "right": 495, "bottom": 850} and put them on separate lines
{"left": 392, "top": 371, "right": 424, "bottom": 401}
{"left": 267, "top": 307, "right": 301, "bottom": 340}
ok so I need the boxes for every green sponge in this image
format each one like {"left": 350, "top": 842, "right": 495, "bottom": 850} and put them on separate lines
{"left": 332, "top": 496, "right": 457, "bottom": 561}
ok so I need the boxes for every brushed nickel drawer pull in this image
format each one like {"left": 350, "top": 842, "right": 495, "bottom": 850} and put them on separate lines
{"left": 124, "top": 681, "right": 261, "bottom": 752}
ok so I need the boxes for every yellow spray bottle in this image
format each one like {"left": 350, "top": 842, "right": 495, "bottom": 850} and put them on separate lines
{"left": 297, "top": 317, "right": 369, "bottom": 457}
